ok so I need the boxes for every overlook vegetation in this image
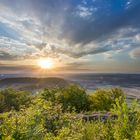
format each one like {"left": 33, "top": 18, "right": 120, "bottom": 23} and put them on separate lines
{"left": 0, "top": 85, "right": 140, "bottom": 140}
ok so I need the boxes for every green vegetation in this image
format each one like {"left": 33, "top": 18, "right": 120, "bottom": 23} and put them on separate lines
{"left": 88, "top": 88, "right": 124, "bottom": 111}
{"left": 0, "top": 88, "right": 31, "bottom": 113}
{"left": 0, "top": 85, "right": 140, "bottom": 140}
{"left": 42, "top": 85, "right": 89, "bottom": 112}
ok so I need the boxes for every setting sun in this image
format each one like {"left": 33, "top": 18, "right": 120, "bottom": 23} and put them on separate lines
{"left": 38, "top": 58, "right": 54, "bottom": 69}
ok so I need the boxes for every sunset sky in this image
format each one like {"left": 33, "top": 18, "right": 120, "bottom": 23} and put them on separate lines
{"left": 0, "top": 0, "right": 140, "bottom": 74}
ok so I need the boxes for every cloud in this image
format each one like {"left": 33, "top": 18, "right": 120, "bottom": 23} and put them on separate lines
{"left": 0, "top": 0, "right": 140, "bottom": 61}
{"left": 75, "top": 5, "right": 93, "bottom": 18}
{"left": 61, "top": 0, "right": 140, "bottom": 44}
{"left": 0, "top": 36, "right": 37, "bottom": 60}
{"left": 129, "top": 47, "right": 140, "bottom": 58}
{"left": 0, "top": 64, "right": 40, "bottom": 74}
{"left": 0, "top": 51, "right": 18, "bottom": 60}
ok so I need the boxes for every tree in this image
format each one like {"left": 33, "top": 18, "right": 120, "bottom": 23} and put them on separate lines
{"left": 56, "top": 85, "right": 90, "bottom": 112}
{"left": 41, "top": 85, "right": 90, "bottom": 112}
{"left": 0, "top": 88, "right": 31, "bottom": 113}
{"left": 88, "top": 88, "right": 124, "bottom": 111}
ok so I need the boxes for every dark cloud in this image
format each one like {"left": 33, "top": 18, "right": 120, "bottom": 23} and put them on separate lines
{"left": 0, "top": 51, "right": 35, "bottom": 60}
{"left": 51, "top": 44, "right": 111, "bottom": 58}
{"left": 0, "top": 51, "right": 18, "bottom": 60}
{"left": 0, "top": 64, "right": 40, "bottom": 74}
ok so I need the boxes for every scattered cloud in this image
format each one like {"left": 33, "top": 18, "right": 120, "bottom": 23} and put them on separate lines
{"left": 0, "top": 0, "right": 140, "bottom": 72}
{"left": 75, "top": 5, "right": 93, "bottom": 18}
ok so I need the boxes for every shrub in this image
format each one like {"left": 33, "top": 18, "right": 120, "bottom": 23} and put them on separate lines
{"left": 82, "top": 97, "right": 140, "bottom": 140}
{"left": 0, "top": 98, "right": 83, "bottom": 140}
{"left": 57, "top": 85, "right": 90, "bottom": 112}
{"left": 41, "top": 88, "right": 58, "bottom": 103}
{"left": 88, "top": 88, "right": 124, "bottom": 111}
{"left": 0, "top": 88, "right": 31, "bottom": 113}
{"left": 111, "top": 97, "right": 139, "bottom": 140}
{"left": 41, "top": 85, "right": 90, "bottom": 112}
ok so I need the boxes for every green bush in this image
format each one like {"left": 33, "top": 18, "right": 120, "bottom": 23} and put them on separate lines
{"left": 41, "top": 88, "right": 58, "bottom": 102}
{"left": 0, "top": 88, "right": 32, "bottom": 113}
{"left": 0, "top": 98, "right": 83, "bottom": 140}
{"left": 88, "top": 88, "right": 124, "bottom": 111}
{"left": 57, "top": 85, "right": 90, "bottom": 112}
{"left": 42, "top": 85, "right": 90, "bottom": 112}
{"left": 41, "top": 86, "right": 124, "bottom": 112}
{"left": 111, "top": 97, "right": 139, "bottom": 140}
{"left": 82, "top": 97, "right": 140, "bottom": 140}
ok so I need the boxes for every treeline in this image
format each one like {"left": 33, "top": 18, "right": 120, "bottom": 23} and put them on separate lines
{"left": 0, "top": 85, "right": 140, "bottom": 140}
{"left": 0, "top": 85, "right": 124, "bottom": 113}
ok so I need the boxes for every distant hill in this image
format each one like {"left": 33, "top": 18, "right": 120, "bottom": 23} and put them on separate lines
{"left": 0, "top": 77, "right": 73, "bottom": 92}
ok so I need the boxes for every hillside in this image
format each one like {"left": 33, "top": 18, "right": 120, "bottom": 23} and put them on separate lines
{"left": 0, "top": 77, "right": 72, "bottom": 92}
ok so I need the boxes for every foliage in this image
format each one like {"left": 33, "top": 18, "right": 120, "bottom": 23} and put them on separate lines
{"left": 0, "top": 98, "right": 83, "bottom": 140}
{"left": 41, "top": 86, "right": 124, "bottom": 112}
{"left": 82, "top": 97, "right": 140, "bottom": 140}
{"left": 41, "top": 88, "right": 58, "bottom": 103}
{"left": 0, "top": 88, "right": 31, "bottom": 113}
{"left": 0, "top": 86, "right": 140, "bottom": 140}
{"left": 42, "top": 85, "right": 90, "bottom": 112}
{"left": 83, "top": 121, "right": 113, "bottom": 140}
{"left": 88, "top": 88, "right": 124, "bottom": 111}
{"left": 0, "top": 99, "right": 46, "bottom": 140}
{"left": 56, "top": 85, "right": 90, "bottom": 112}
{"left": 111, "top": 97, "right": 140, "bottom": 140}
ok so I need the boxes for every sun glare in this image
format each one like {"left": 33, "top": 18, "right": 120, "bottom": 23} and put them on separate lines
{"left": 38, "top": 58, "right": 54, "bottom": 69}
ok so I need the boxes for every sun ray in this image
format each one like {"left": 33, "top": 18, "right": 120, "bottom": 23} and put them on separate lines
{"left": 38, "top": 58, "right": 54, "bottom": 69}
